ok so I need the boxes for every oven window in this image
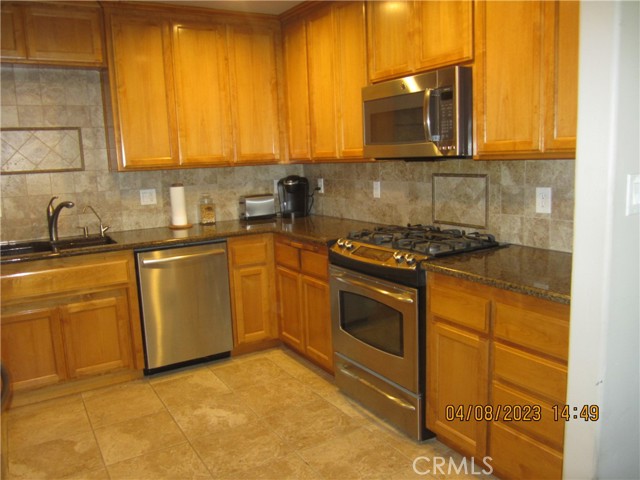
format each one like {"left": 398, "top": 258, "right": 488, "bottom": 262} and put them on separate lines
{"left": 339, "top": 291, "right": 404, "bottom": 357}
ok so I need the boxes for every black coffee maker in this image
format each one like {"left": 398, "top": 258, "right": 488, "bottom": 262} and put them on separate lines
{"left": 277, "top": 175, "right": 309, "bottom": 218}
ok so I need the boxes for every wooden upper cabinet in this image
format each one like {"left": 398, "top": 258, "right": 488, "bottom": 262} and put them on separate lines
{"left": 106, "top": 14, "right": 178, "bottom": 169}
{"left": 1, "top": 2, "right": 104, "bottom": 66}
{"left": 173, "top": 22, "right": 233, "bottom": 166}
{"left": 543, "top": 0, "right": 579, "bottom": 153}
{"left": 227, "top": 24, "right": 282, "bottom": 164}
{"left": 282, "top": 18, "right": 311, "bottom": 161}
{"left": 367, "top": 0, "right": 473, "bottom": 82}
{"left": 307, "top": 7, "right": 339, "bottom": 159}
{"left": 474, "top": 0, "right": 579, "bottom": 159}
{"left": 282, "top": 1, "right": 367, "bottom": 162}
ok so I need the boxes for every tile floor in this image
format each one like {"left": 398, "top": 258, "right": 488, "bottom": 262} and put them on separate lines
{"left": 2, "top": 348, "right": 497, "bottom": 479}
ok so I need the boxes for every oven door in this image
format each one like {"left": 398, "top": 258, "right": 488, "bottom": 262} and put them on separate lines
{"left": 330, "top": 265, "right": 419, "bottom": 393}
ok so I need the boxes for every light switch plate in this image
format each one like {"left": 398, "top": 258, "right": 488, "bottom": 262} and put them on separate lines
{"left": 535, "top": 187, "right": 552, "bottom": 214}
{"left": 140, "top": 188, "right": 157, "bottom": 205}
{"left": 373, "top": 181, "right": 381, "bottom": 198}
{"left": 625, "top": 174, "right": 640, "bottom": 216}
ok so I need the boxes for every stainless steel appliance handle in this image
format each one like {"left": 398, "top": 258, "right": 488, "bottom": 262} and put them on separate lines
{"left": 333, "top": 273, "right": 414, "bottom": 304}
{"left": 423, "top": 87, "right": 433, "bottom": 142}
{"left": 140, "top": 249, "right": 225, "bottom": 266}
{"left": 338, "top": 365, "right": 416, "bottom": 412}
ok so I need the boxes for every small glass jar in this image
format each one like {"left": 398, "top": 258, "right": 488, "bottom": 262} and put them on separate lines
{"left": 199, "top": 194, "right": 216, "bottom": 225}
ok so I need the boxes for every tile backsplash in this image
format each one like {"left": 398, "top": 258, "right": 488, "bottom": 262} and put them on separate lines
{"left": 0, "top": 65, "right": 574, "bottom": 252}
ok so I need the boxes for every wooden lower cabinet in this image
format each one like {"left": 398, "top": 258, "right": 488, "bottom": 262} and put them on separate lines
{"left": 426, "top": 272, "right": 570, "bottom": 480}
{"left": 227, "top": 234, "right": 278, "bottom": 352}
{"left": 275, "top": 235, "right": 332, "bottom": 372}
{"left": 0, "top": 251, "right": 143, "bottom": 395}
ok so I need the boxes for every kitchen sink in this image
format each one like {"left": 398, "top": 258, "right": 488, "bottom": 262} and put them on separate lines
{"left": 0, "top": 235, "right": 117, "bottom": 257}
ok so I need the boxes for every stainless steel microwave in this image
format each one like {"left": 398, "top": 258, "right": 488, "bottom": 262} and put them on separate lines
{"left": 362, "top": 66, "right": 472, "bottom": 159}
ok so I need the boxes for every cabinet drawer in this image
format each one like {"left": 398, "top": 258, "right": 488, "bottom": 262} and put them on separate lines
{"left": 490, "top": 421, "right": 563, "bottom": 480}
{"left": 1, "top": 252, "right": 131, "bottom": 302}
{"left": 428, "top": 278, "right": 490, "bottom": 333}
{"left": 229, "top": 235, "right": 270, "bottom": 266}
{"left": 275, "top": 241, "right": 300, "bottom": 270}
{"left": 494, "top": 343, "right": 567, "bottom": 404}
{"left": 301, "top": 249, "right": 328, "bottom": 279}
{"left": 494, "top": 299, "right": 570, "bottom": 360}
{"left": 492, "top": 382, "right": 564, "bottom": 450}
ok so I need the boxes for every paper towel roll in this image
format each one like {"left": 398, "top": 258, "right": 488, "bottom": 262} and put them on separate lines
{"left": 170, "top": 183, "right": 188, "bottom": 226}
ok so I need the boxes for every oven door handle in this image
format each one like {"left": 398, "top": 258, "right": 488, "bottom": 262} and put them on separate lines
{"left": 333, "top": 274, "right": 415, "bottom": 304}
{"left": 338, "top": 365, "right": 416, "bottom": 412}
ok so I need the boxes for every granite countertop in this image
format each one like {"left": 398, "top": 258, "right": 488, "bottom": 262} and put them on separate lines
{"left": 0, "top": 215, "right": 571, "bottom": 304}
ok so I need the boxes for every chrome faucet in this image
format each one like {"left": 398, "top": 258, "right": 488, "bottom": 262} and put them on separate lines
{"left": 47, "top": 196, "right": 75, "bottom": 242}
{"left": 82, "top": 205, "right": 110, "bottom": 237}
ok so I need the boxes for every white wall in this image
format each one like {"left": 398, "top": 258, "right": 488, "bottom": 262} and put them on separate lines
{"left": 564, "top": 1, "right": 640, "bottom": 478}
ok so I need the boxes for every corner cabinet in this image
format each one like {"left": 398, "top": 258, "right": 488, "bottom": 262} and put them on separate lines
{"left": 282, "top": 1, "right": 368, "bottom": 162}
{"left": 0, "top": 251, "right": 143, "bottom": 394}
{"left": 103, "top": 6, "right": 283, "bottom": 170}
{"left": 474, "top": 0, "right": 579, "bottom": 159}
{"left": 426, "top": 272, "right": 570, "bottom": 480}
{"left": 275, "top": 235, "right": 333, "bottom": 372}
{"left": 0, "top": 1, "right": 104, "bottom": 67}
{"left": 367, "top": 0, "right": 473, "bottom": 82}
{"left": 227, "top": 235, "right": 279, "bottom": 354}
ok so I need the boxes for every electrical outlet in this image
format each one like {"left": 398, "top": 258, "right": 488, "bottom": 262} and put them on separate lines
{"left": 273, "top": 179, "right": 279, "bottom": 194}
{"left": 535, "top": 187, "right": 552, "bottom": 214}
{"left": 625, "top": 174, "right": 640, "bottom": 216}
{"left": 140, "top": 188, "right": 157, "bottom": 205}
{"left": 373, "top": 181, "right": 381, "bottom": 199}
{"left": 317, "top": 178, "right": 324, "bottom": 194}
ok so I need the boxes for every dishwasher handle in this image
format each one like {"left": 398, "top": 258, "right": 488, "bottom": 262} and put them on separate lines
{"left": 140, "top": 249, "right": 225, "bottom": 267}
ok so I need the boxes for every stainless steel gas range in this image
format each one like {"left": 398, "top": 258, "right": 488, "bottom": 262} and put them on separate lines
{"left": 329, "top": 225, "right": 502, "bottom": 441}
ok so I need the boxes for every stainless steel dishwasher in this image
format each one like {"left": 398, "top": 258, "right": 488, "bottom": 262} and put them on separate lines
{"left": 136, "top": 241, "right": 233, "bottom": 374}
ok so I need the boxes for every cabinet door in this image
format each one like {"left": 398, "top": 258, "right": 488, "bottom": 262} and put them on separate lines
{"left": 474, "top": 1, "right": 545, "bottom": 156}
{"left": 282, "top": 18, "right": 311, "bottom": 161}
{"left": 60, "top": 291, "right": 133, "bottom": 378}
{"left": 307, "top": 7, "right": 338, "bottom": 159}
{"left": 543, "top": 0, "right": 579, "bottom": 153}
{"left": 227, "top": 24, "right": 281, "bottom": 164}
{"left": 1, "top": 307, "right": 67, "bottom": 390}
{"left": 334, "top": 1, "right": 367, "bottom": 159}
{"left": 1, "top": 4, "right": 26, "bottom": 60}
{"left": 276, "top": 266, "right": 304, "bottom": 352}
{"left": 427, "top": 321, "right": 489, "bottom": 458}
{"left": 228, "top": 235, "right": 277, "bottom": 346}
{"left": 173, "top": 22, "right": 233, "bottom": 165}
{"left": 367, "top": 1, "right": 412, "bottom": 81}
{"left": 414, "top": 0, "right": 473, "bottom": 71}
{"left": 107, "top": 14, "right": 178, "bottom": 169}
{"left": 301, "top": 274, "right": 333, "bottom": 372}
{"left": 24, "top": 4, "right": 103, "bottom": 66}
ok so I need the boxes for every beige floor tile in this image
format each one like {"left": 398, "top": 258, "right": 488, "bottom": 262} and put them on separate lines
{"left": 93, "top": 410, "right": 186, "bottom": 465}
{"left": 150, "top": 366, "right": 232, "bottom": 406}
{"left": 231, "top": 453, "right": 322, "bottom": 480}
{"left": 6, "top": 430, "right": 104, "bottom": 480}
{"left": 263, "top": 396, "right": 362, "bottom": 450}
{"left": 209, "top": 356, "right": 293, "bottom": 390}
{"left": 298, "top": 427, "right": 411, "bottom": 480}
{"left": 191, "top": 423, "right": 292, "bottom": 478}
{"left": 107, "top": 442, "right": 212, "bottom": 480}
{"left": 164, "top": 391, "right": 260, "bottom": 440}
{"left": 7, "top": 394, "right": 92, "bottom": 451}
{"left": 235, "top": 376, "right": 319, "bottom": 417}
{"left": 82, "top": 380, "right": 165, "bottom": 428}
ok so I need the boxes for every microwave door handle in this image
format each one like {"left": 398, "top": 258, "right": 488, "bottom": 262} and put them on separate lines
{"left": 423, "top": 87, "right": 433, "bottom": 142}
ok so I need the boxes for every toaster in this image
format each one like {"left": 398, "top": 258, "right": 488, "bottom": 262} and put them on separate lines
{"left": 239, "top": 194, "right": 276, "bottom": 221}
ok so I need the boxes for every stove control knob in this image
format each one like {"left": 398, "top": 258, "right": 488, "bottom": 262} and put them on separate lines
{"left": 393, "top": 251, "right": 405, "bottom": 263}
{"left": 404, "top": 253, "right": 416, "bottom": 266}
{"left": 344, "top": 240, "right": 354, "bottom": 250}
{"left": 336, "top": 238, "right": 346, "bottom": 248}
